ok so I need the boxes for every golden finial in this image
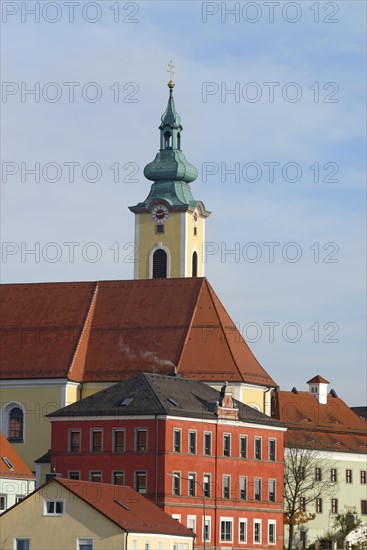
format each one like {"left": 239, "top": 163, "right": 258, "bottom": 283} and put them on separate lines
{"left": 167, "top": 60, "right": 175, "bottom": 89}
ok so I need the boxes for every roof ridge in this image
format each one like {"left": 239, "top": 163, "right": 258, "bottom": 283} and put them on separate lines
{"left": 67, "top": 282, "right": 99, "bottom": 381}
{"left": 176, "top": 278, "right": 206, "bottom": 371}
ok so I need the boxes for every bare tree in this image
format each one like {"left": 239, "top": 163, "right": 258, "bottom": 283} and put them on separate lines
{"left": 284, "top": 443, "right": 338, "bottom": 550}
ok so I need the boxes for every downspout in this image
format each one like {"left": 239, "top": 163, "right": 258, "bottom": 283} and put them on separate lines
{"left": 214, "top": 419, "right": 218, "bottom": 550}
{"left": 155, "top": 415, "right": 159, "bottom": 504}
{"left": 125, "top": 531, "right": 128, "bottom": 550}
{"left": 263, "top": 386, "right": 271, "bottom": 416}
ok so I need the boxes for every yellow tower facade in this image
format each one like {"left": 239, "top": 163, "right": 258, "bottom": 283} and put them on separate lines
{"left": 129, "top": 74, "right": 210, "bottom": 279}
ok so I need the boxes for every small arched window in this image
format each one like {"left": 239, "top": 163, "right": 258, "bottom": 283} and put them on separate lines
{"left": 152, "top": 249, "right": 167, "bottom": 279}
{"left": 164, "top": 131, "right": 172, "bottom": 148}
{"left": 192, "top": 251, "right": 198, "bottom": 277}
{"left": 8, "top": 407, "right": 24, "bottom": 442}
{"left": 177, "top": 132, "right": 181, "bottom": 150}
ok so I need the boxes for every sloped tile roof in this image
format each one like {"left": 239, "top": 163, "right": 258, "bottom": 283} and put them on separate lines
{"left": 0, "top": 432, "right": 36, "bottom": 479}
{"left": 307, "top": 375, "right": 330, "bottom": 384}
{"left": 48, "top": 372, "right": 284, "bottom": 428}
{"left": 1, "top": 278, "right": 276, "bottom": 387}
{"left": 273, "top": 389, "right": 367, "bottom": 453}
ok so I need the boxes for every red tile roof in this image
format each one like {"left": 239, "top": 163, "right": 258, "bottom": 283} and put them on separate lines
{"left": 55, "top": 478, "right": 194, "bottom": 536}
{"left": 307, "top": 375, "right": 329, "bottom": 384}
{"left": 273, "top": 390, "right": 367, "bottom": 453}
{"left": 0, "top": 433, "right": 35, "bottom": 479}
{"left": 1, "top": 278, "right": 276, "bottom": 387}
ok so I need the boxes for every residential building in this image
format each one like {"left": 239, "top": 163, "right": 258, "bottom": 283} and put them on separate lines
{"left": 0, "top": 432, "right": 35, "bottom": 513}
{"left": 0, "top": 477, "right": 194, "bottom": 550}
{"left": 272, "top": 375, "right": 367, "bottom": 547}
{"left": 49, "top": 374, "right": 286, "bottom": 549}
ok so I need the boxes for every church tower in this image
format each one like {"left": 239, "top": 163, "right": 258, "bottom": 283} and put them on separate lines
{"left": 129, "top": 65, "right": 210, "bottom": 279}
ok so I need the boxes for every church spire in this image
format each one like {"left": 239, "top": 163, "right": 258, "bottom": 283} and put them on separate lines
{"left": 129, "top": 63, "right": 210, "bottom": 280}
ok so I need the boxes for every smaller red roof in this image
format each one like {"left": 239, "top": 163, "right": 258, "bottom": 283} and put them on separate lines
{"left": 0, "top": 433, "right": 35, "bottom": 479}
{"left": 307, "top": 375, "right": 329, "bottom": 384}
{"left": 56, "top": 478, "right": 193, "bottom": 536}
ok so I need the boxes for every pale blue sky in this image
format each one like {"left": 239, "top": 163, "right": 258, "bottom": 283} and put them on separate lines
{"left": 1, "top": 1, "right": 366, "bottom": 404}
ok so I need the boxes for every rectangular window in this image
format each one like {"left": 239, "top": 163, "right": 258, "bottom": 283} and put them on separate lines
{"left": 254, "top": 478, "right": 261, "bottom": 501}
{"left": 361, "top": 500, "right": 367, "bottom": 515}
{"left": 254, "top": 437, "right": 262, "bottom": 460}
{"left": 316, "top": 497, "right": 323, "bottom": 513}
{"left": 331, "top": 498, "right": 338, "bottom": 514}
{"left": 0, "top": 495, "right": 7, "bottom": 511}
{"left": 220, "top": 519, "right": 233, "bottom": 542}
{"left": 15, "top": 541, "right": 30, "bottom": 550}
{"left": 156, "top": 224, "right": 164, "bottom": 234}
{"left": 268, "top": 479, "right": 276, "bottom": 502}
{"left": 222, "top": 475, "right": 230, "bottom": 499}
{"left": 112, "top": 471, "right": 125, "bottom": 485}
{"left": 315, "top": 467, "right": 322, "bottom": 481}
{"left": 203, "top": 517, "right": 211, "bottom": 542}
{"left": 223, "top": 434, "right": 231, "bottom": 457}
{"left": 68, "top": 471, "right": 80, "bottom": 480}
{"left": 113, "top": 429, "right": 125, "bottom": 453}
{"left": 78, "top": 539, "right": 93, "bottom": 550}
{"left": 268, "top": 521, "right": 276, "bottom": 544}
{"left": 90, "top": 429, "right": 103, "bottom": 453}
{"left": 135, "top": 429, "right": 148, "bottom": 453}
{"left": 187, "top": 516, "right": 196, "bottom": 533}
{"left": 240, "top": 435, "right": 247, "bottom": 458}
{"left": 189, "top": 431, "right": 197, "bottom": 454}
{"left": 300, "top": 497, "right": 306, "bottom": 512}
{"left": 239, "top": 519, "right": 247, "bottom": 543}
{"left": 173, "top": 429, "right": 181, "bottom": 452}
{"left": 269, "top": 439, "right": 276, "bottom": 461}
{"left": 254, "top": 520, "right": 262, "bottom": 544}
{"left": 361, "top": 471, "right": 367, "bottom": 484}
{"left": 331, "top": 468, "right": 337, "bottom": 482}
{"left": 135, "top": 471, "right": 147, "bottom": 494}
{"left": 44, "top": 500, "right": 64, "bottom": 515}
{"left": 346, "top": 469, "right": 353, "bottom": 483}
{"left": 69, "top": 430, "right": 81, "bottom": 453}
{"left": 90, "top": 471, "right": 102, "bottom": 483}
{"left": 239, "top": 476, "right": 247, "bottom": 500}
{"left": 173, "top": 472, "right": 181, "bottom": 495}
{"left": 188, "top": 473, "right": 196, "bottom": 496}
{"left": 298, "top": 467, "right": 305, "bottom": 481}
{"left": 16, "top": 495, "right": 25, "bottom": 503}
{"left": 204, "top": 432, "right": 211, "bottom": 456}
{"left": 203, "top": 474, "right": 211, "bottom": 498}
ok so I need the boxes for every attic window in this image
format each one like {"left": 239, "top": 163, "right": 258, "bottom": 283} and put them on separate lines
{"left": 2, "top": 457, "right": 14, "bottom": 470}
{"left": 168, "top": 398, "right": 180, "bottom": 407}
{"left": 114, "top": 499, "right": 130, "bottom": 511}
{"left": 121, "top": 398, "right": 133, "bottom": 406}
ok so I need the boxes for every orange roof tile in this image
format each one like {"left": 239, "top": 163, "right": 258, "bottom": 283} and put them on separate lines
{"left": 1, "top": 278, "right": 276, "bottom": 387}
{"left": 0, "top": 433, "right": 35, "bottom": 479}
{"left": 273, "top": 390, "right": 367, "bottom": 453}
{"left": 55, "top": 478, "right": 193, "bottom": 536}
{"left": 307, "top": 375, "right": 329, "bottom": 384}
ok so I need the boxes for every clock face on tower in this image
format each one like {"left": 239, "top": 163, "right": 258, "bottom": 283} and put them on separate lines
{"left": 152, "top": 204, "right": 169, "bottom": 224}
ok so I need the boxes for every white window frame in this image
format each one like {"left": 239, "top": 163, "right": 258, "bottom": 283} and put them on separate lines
{"left": 239, "top": 476, "right": 247, "bottom": 500}
{"left": 90, "top": 428, "right": 103, "bottom": 453}
{"left": 173, "top": 428, "right": 182, "bottom": 452}
{"left": 204, "top": 431, "right": 212, "bottom": 455}
{"left": 43, "top": 499, "right": 65, "bottom": 516}
{"left": 135, "top": 428, "right": 148, "bottom": 453}
{"left": 77, "top": 539, "right": 94, "bottom": 550}
{"left": 0, "top": 494, "right": 7, "bottom": 511}
{"left": 68, "top": 428, "right": 81, "bottom": 453}
{"left": 172, "top": 513, "right": 181, "bottom": 522}
{"left": 268, "top": 438, "right": 276, "bottom": 461}
{"left": 111, "top": 471, "right": 125, "bottom": 485}
{"left": 239, "top": 518, "right": 247, "bottom": 543}
{"left": 222, "top": 474, "right": 231, "bottom": 499}
{"left": 268, "top": 520, "right": 276, "bottom": 545}
{"left": 203, "top": 516, "right": 211, "bottom": 543}
{"left": 223, "top": 433, "right": 231, "bottom": 457}
{"left": 14, "top": 539, "right": 31, "bottom": 550}
{"left": 187, "top": 515, "right": 196, "bottom": 534}
{"left": 254, "top": 519, "right": 262, "bottom": 545}
{"left": 254, "top": 477, "right": 262, "bottom": 501}
{"left": 89, "top": 471, "right": 102, "bottom": 483}
{"left": 268, "top": 479, "right": 276, "bottom": 502}
{"left": 188, "top": 430, "right": 197, "bottom": 454}
{"left": 172, "top": 471, "right": 181, "bottom": 495}
{"left": 254, "top": 437, "right": 262, "bottom": 460}
{"left": 220, "top": 517, "right": 233, "bottom": 543}
{"left": 112, "top": 428, "right": 125, "bottom": 453}
{"left": 239, "top": 435, "right": 247, "bottom": 458}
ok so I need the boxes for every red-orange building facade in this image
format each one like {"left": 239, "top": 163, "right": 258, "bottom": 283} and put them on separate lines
{"left": 50, "top": 373, "right": 285, "bottom": 549}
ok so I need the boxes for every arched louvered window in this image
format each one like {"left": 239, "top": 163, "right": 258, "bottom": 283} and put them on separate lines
{"left": 152, "top": 249, "right": 167, "bottom": 279}
{"left": 192, "top": 251, "right": 198, "bottom": 277}
{"left": 164, "top": 131, "right": 172, "bottom": 148}
{"left": 8, "top": 407, "right": 24, "bottom": 442}
{"left": 177, "top": 132, "right": 181, "bottom": 150}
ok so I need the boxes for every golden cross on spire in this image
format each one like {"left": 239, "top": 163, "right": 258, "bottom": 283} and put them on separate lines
{"left": 167, "top": 60, "right": 175, "bottom": 89}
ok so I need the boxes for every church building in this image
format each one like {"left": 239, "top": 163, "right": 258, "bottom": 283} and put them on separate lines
{"left": 0, "top": 73, "right": 278, "bottom": 471}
